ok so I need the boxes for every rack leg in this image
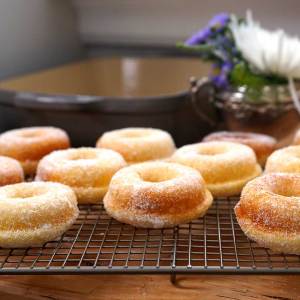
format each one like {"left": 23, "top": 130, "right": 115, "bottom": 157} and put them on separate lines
{"left": 170, "top": 273, "right": 177, "bottom": 285}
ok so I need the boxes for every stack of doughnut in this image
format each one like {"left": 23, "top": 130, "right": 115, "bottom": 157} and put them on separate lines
{"left": 1, "top": 124, "right": 300, "bottom": 255}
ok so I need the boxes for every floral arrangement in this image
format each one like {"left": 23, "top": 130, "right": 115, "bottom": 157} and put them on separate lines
{"left": 180, "top": 11, "right": 300, "bottom": 112}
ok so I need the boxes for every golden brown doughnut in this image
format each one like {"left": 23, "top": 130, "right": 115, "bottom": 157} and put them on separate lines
{"left": 0, "top": 156, "right": 24, "bottom": 186}
{"left": 170, "top": 141, "right": 262, "bottom": 197}
{"left": 0, "top": 181, "right": 78, "bottom": 248}
{"left": 0, "top": 127, "right": 70, "bottom": 176}
{"left": 235, "top": 173, "right": 300, "bottom": 254}
{"left": 96, "top": 127, "right": 176, "bottom": 164}
{"left": 203, "top": 131, "right": 277, "bottom": 166}
{"left": 36, "top": 147, "right": 126, "bottom": 204}
{"left": 103, "top": 161, "right": 213, "bottom": 228}
{"left": 265, "top": 146, "right": 300, "bottom": 174}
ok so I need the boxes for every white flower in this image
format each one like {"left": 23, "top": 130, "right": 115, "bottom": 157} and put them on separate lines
{"left": 230, "top": 11, "right": 300, "bottom": 113}
{"left": 230, "top": 11, "right": 300, "bottom": 79}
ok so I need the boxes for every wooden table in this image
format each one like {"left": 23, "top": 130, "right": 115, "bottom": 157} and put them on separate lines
{"left": 0, "top": 274, "right": 300, "bottom": 299}
{"left": 0, "top": 58, "right": 300, "bottom": 300}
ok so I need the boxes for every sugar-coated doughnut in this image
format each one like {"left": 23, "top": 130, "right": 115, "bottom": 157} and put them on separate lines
{"left": 265, "top": 146, "right": 300, "bottom": 174}
{"left": 0, "top": 156, "right": 24, "bottom": 186}
{"left": 0, "top": 127, "right": 70, "bottom": 176}
{"left": 170, "top": 141, "right": 262, "bottom": 197}
{"left": 96, "top": 127, "right": 176, "bottom": 164}
{"left": 203, "top": 131, "right": 277, "bottom": 166}
{"left": 235, "top": 173, "right": 300, "bottom": 254}
{"left": 36, "top": 147, "right": 126, "bottom": 204}
{"left": 0, "top": 182, "right": 78, "bottom": 248}
{"left": 104, "top": 161, "right": 213, "bottom": 228}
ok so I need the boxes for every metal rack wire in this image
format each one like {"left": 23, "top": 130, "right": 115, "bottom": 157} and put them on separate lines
{"left": 0, "top": 197, "right": 300, "bottom": 274}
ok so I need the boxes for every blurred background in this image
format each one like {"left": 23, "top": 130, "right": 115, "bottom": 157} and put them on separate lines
{"left": 0, "top": 0, "right": 298, "bottom": 147}
{"left": 0, "top": 0, "right": 299, "bottom": 79}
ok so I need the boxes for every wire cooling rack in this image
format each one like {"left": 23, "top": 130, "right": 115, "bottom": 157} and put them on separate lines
{"left": 0, "top": 197, "right": 300, "bottom": 275}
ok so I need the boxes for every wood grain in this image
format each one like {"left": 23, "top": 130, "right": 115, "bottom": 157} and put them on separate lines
{"left": 0, "top": 274, "right": 300, "bottom": 300}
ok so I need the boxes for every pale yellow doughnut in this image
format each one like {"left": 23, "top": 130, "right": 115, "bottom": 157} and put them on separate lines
{"left": 0, "top": 182, "right": 78, "bottom": 248}
{"left": 170, "top": 141, "right": 262, "bottom": 197}
{"left": 265, "top": 145, "right": 300, "bottom": 174}
{"left": 104, "top": 161, "right": 213, "bottom": 228}
{"left": 36, "top": 147, "right": 126, "bottom": 203}
{"left": 235, "top": 173, "right": 300, "bottom": 254}
{"left": 203, "top": 131, "right": 277, "bottom": 166}
{"left": 96, "top": 127, "right": 176, "bottom": 163}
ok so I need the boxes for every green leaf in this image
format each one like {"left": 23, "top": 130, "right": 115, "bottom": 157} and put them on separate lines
{"left": 230, "top": 62, "right": 287, "bottom": 89}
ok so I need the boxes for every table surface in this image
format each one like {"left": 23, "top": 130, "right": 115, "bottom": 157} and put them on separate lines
{"left": 0, "top": 58, "right": 300, "bottom": 300}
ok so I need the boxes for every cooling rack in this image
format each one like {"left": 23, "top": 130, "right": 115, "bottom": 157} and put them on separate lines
{"left": 0, "top": 197, "right": 300, "bottom": 276}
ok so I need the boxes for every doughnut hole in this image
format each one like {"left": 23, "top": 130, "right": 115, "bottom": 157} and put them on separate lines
{"left": 68, "top": 150, "right": 97, "bottom": 161}
{"left": 6, "top": 186, "right": 47, "bottom": 199}
{"left": 196, "top": 144, "right": 228, "bottom": 156}
{"left": 138, "top": 166, "right": 179, "bottom": 183}
{"left": 18, "top": 131, "right": 42, "bottom": 139}
{"left": 265, "top": 174, "right": 300, "bottom": 198}
{"left": 120, "top": 130, "right": 150, "bottom": 138}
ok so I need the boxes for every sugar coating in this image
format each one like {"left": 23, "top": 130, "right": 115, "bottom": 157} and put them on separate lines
{"left": 0, "top": 156, "right": 24, "bottom": 186}
{"left": 235, "top": 173, "right": 300, "bottom": 254}
{"left": 0, "top": 127, "right": 70, "bottom": 175}
{"left": 0, "top": 181, "right": 79, "bottom": 248}
{"left": 265, "top": 145, "right": 300, "bottom": 174}
{"left": 96, "top": 127, "right": 176, "bottom": 163}
{"left": 36, "top": 147, "right": 126, "bottom": 203}
{"left": 170, "top": 141, "right": 262, "bottom": 197}
{"left": 203, "top": 131, "right": 277, "bottom": 166}
{"left": 103, "top": 161, "right": 213, "bottom": 228}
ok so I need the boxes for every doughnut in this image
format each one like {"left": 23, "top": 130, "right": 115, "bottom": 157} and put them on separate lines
{"left": 0, "top": 156, "right": 24, "bottom": 186}
{"left": 235, "top": 173, "right": 300, "bottom": 254}
{"left": 0, "top": 181, "right": 78, "bottom": 248}
{"left": 0, "top": 127, "right": 70, "bottom": 176}
{"left": 203, "top": 131, "right": 277, "bottom": 166}
{"left": 265, "top": 146, "right": 300, "bottom": 174}
{"left": 170, "top": 141, "right": 262, "bottom": 197}
{"left": 36, "top": 147, "right": 126, "bottom": 204}
{"left": 103, "top": 161, "right": 213, "bottom": 228}
{"left": 96, "top": 127, "right": 176, "bottom": 164}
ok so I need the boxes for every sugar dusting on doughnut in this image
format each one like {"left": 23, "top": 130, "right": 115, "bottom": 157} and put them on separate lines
{"left": 36, "top": 147, "right": 126, "bottom": 204}
{"left": 0, "top": 181, "right": 78, "bottom": 248}
{"left": 235, "top": 173, "right": 300, "bottom": 254}
{"left": 103, "top": 161, "right": 213, "bottom": 228}
{"left": 96, "top": 127, "right": 176, "bottom": 163}
{"left": 203, "top": 131, "right": 277, "bottom": 166}
{"left": 170, "top": 141, "right": 262, "bottom": 197}
{"left": 265, "top": 145, "right": 300, "bottom": 174}
{"left": 0, "top": 156, "right": 24, "bottom": 186}
{"left": 0, "top": 127, "right": 70, "bottom": 175}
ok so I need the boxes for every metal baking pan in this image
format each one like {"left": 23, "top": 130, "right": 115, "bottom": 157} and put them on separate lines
{"left": 0, "top": 57, "right": 217, "bottom": 146}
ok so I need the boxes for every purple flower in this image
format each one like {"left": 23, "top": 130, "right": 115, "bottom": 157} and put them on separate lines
{"left": 211, "top": 61, "right": 233, "bottom": 88}
{"left": 184, "top": 27, "right": 211, "bottom": 46}
{"left": 185, "top": 12, "right": 230, "bottom": 46}
{"left": 222, "top": 61, "right": 233, "bottom": 73}
{"left": 212, "top": 74, "right": 228, "bottom": 88}
{"left": 208, "top": 12, "right": 230, "bottom": 28}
